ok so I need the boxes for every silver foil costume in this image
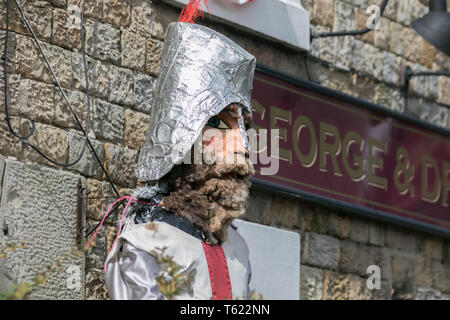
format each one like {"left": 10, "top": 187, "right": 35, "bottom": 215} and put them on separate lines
{"left": 105, "top": 218, "right": 252, "bottom": 299}
{"left": 104, "top": 22, "right": 256, "bottom": 300}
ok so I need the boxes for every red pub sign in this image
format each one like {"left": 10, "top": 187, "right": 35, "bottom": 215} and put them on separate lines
{"left": 250, "top": 65, "right": 450, "bottom": 237}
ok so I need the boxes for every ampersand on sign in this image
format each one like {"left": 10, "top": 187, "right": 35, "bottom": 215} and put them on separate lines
{"left": 393, "top": 146, "right": 415, "bottom": 197}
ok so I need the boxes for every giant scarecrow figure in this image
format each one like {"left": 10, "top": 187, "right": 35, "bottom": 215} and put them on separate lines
{"left": 104, "top": 1, "right": 257, "bottom": 300}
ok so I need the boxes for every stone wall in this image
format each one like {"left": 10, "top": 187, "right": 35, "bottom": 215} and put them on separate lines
{"left": 0, "top": 157, "right": 85, "bottom": 299}
{"left": 0, "top": 0, "right": 449, "bottom": 299}
{"left": 0, "top": 0, "right": 164, "bottom": 299}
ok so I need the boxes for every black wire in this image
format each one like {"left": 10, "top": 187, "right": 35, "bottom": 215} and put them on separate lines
{"left": 403, "top": 67, "right": 450, "bottom": 113}
{"left": 3, "top": 0, "right": 89, "bottom": 167}
{"left": 0, "top": 0, "right": 148, "bottom": 242}
{"left": 2, "top": 0, "right": 34, "bottom": 140}
{"left": 409, "top": 71, "right": 450, "bottom": 77}
{"left": 303, "top": 54, "right": 312, "bottom": 82}
{"left": 4, "top": 0, "right": 123, "bottom": 232}
{"left": 312, "top": 0, "right": 389, "bottom": 39}
{"left": 83, "top": 200, "right": 126, "bottom": 238}
{"left": 2, "top": 0, "right": 120, "bottom": 197}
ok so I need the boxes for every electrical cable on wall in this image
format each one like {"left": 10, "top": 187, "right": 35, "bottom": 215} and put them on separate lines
{"left": 2, "top": 0, "right": 121, "bottom": 198}
{"left": 311, "top": 0, "right": 390, "bottom": 39}
{"left": 2, "top": 0, "right": 127, "bottom": 236}
{"left": 3, "top": 0, "right": 90, "bottom": 168}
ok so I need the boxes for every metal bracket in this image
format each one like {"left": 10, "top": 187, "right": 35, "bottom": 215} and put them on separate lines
{"left": 76, "top": 178, "right": 88, "bottom": 249}
{"left": 402, "top": 66, "right": 414, "bottom": 94}
{"left": 76, "top": 183, "right": 124, "bottom": 241}
{"left": 402, "top": 65, "right": 450, "bottom": 94}
{"left": 2, "top": 220, "right": 8, "bottom": 236}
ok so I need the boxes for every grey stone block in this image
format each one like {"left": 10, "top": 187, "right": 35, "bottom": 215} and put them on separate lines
{"left": 370, "top": 280, "right": 393, "bottom": 300}
{"left": 0, "top": 159, "right": 85, "bottom": 299}
{"left": 339, "top": 240, "right": 383, "bottom": 277}
{"left": 68, "top": 132, "right": 105, "bottom": 179}
{"left": 121, "top": 30, "right": 146, "bottom": 71}
{"left": 85, "top": 219, "right": 106, "bottom": 270}
{"left": 415, "top": 287, "right": 450, "bottom": 300}
{"left": 7, "top": 75, "right": 55, "bottom": 124}
{"left": 85, "top": 20, "right": 121, "bottom": 65}
{"left": 48, "top": 0, "right": 66, "bottom": 7}
{"left": 130, "top": 0, "right": 164, "bottom": 39}
{"left": 382, "top": 51, "right": 399, "bottom": 86}
{"left": 53, "top": 87, "right": 93, "bottom": 130}
{"left": 0, "top": 28, "right": 17, "bottom": 74}
{"left": 391, "top": 255, "right": 415, "bottom": 292}
{"left": 303, "top": 232, "right": 340, "bottom": 270}
{"left": 15, "top": 34, "right": 72, "bottom": 88}
{"left": 103, "top": 0, "right": 131, "bottom": 28}
{"left": 363, "top": 44, "right": 383, "bottom": 80}
{"left": 368, "top": 221, "right": 385, "bottom": 247}
{"left": 108, "top": 66, "right": 134, "bottom": 107}
{"left": 404, "top": 98, "right": 448, "bottom": 128}
{"left": 345, "top": 0, "right": 366, "bottom": 7}
{"left": 93, "top": 98, "right": 125, "bottom": 143}
{"left": 335, "top": 36, "right": 354, "bottom": 71}
{"left": 396, "top": 0, "right": 414, "bottom": 26}
{"left": 389, "top": 88, "right": 405, "bottom": 113}
{"left": 385, "top": 226, "right": 421, "bottom": 253}
{"left": 86, "top": 268, "right": 109, "bottom": 300}
{"left": 246, "top": 189, "right": 272, "bottom": 225}
{"left": 133, "top": 73, "right": 155, "bottom": 114}
{"left": 350, "top": 218, "right": 369, "bottom": 244}
{"left": 300, "top": 265, "right": 323, "bottom": 300}
{"left": 71, "top": 52, "right": 109, "bottom": 100}
{"left": 333, "top": 1, "right": 354, "bottom": 32}
{"left": 104, "top": 143, "right": 138, "bottom": 187}
{"left": 349, "top": 39, "right": 365, "bottom": 72}
{"left": 410, "top": 63, "right": 438, "bottom": 100}
{"left": 73, "top": 53, "right": 134, "bottom": 108}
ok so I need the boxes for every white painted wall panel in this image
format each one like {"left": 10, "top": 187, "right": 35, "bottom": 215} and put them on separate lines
{"left": 233, "top": 219, "right": 301, "bottom": 300}
{"left": 162, "top": 0, "right": 310, "bottom": 51}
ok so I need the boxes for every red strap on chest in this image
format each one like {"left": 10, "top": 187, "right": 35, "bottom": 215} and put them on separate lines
{"left": 201, "top": 242, "right": 232, "bottom": 300}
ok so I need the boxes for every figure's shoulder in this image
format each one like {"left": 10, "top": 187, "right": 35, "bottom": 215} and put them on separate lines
{"left": 120, "top": 219, "right": 202, "bottom": 255}
{"left": 131, "top": 204, "right": 207, "bottom": 242}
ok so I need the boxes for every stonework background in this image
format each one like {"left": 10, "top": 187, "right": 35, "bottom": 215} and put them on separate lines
{"left": 0, "top": 0, "right": 449, "bottom": 299}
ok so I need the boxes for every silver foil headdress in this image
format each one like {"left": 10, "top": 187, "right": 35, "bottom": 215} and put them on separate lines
{"left": 135, "top": 22, "right": 256, "bottom": 182}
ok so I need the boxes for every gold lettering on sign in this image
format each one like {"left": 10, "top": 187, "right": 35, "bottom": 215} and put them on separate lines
{"left": 393, "top": 146, "right": 415, "bottom": 197}
{"left": 342, "top": 131, "right": 366, "bottom": 182}
{"left": 367, "top": 137, "right": 387, "bottom": 191}
{"left": 421, "top": 155, "right": 441, "bottom": 204}
{"left": 441, "top": 161, "right": 450, "bottom": 207}
{"left": 292, "top": 115, "right": 317, "bottom": 168}
{"left": 251, "top": 99, "right": 266, "bottom": 129}
{"left": 270, "top": 106, "right": 292, "bottom": 163}
{"left": 251, "top": 99, "right": 267, "bottom": 153}
{"left": 319, "top": 122, "right": 343, "bottom": 177}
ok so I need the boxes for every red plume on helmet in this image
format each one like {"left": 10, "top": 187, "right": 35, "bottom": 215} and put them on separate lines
{"left": 178, "top": 0, "right": 211, "bottom": 23}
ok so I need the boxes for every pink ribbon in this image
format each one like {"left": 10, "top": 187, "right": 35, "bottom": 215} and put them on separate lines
{"left": 84, "top": 195, "right": 157, "bottom": 272}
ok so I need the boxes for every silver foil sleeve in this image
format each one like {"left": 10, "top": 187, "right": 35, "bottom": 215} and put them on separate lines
{"left": 105, "top": 241, "right": 165, "bottom": 300}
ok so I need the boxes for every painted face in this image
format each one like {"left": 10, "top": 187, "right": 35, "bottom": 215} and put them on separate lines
{"left": 201, "top": 104, "right": 250, "bottom": 165}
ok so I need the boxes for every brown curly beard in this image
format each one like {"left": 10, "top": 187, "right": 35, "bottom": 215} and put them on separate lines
{"left": 159, "top": 159, "right": 254, "bottom": 245}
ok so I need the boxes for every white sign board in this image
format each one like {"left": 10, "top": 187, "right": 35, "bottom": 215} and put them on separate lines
{"left": 233, "top": 219, "right": 300, "bottom": 300}
{"left": 162, "top": 0, "right": 310, "bottom": 51}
